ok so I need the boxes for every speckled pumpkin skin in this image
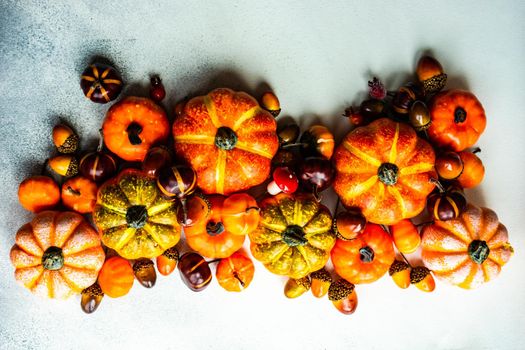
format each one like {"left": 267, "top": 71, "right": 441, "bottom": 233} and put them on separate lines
{"left": 93, "top": 169, "right": 181, "bottom": 259}
{"left": 10, "top": 211, "right": 105, "bottom": 299}
{"left": 249, "top": 193, "right": 335, "bottom": 279}
{"left": 421, "top": 205, "right": 513, "bottom": 289}
{"left": 333, "top": 118, "right": 436, "bottom": 225}
{"left": 172, "top": 88, "right": 279, "bottom": 195}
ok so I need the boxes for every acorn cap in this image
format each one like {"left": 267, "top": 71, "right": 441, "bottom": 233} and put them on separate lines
{"left": 284, "top": 276, "right": 311, "bottom": 298}
{"left": 389, "top": 260, "right": 410, "bottom": 276}
{"left": 49, "top": 155, "right": 79, "bottom": 177}
{"left": 310, "top": 268, "right": 332, "bottom": 283}
{"left": 410, "top": 266, "right": 431, "bottom": 284}
{"left": 82, "top": 282, "right": 104, "bottom": 297}
{"left": 133, "top": 259, "right": 154, "bottom": 273}
{"left": 162, "top": 246, "right": 179, "bottom": 261}
{"left": 328, "top": 279, "right": 355, "bottom": 301}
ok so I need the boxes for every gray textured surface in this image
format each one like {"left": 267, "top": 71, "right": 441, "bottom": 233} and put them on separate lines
{"left": 1, "top": 1, "right": 525, "bottom": 349}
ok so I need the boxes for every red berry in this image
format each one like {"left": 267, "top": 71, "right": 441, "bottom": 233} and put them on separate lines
{"left": 150, "top": 76, "right": 166, "bottom": 102}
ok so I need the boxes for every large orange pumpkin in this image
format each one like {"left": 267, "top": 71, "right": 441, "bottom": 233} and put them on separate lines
{"left": 421, "top": 204, "right": 513, "bottom": 289}
{"left": 333, "top": 118, "right": 436, "bottom": 225}
{"left": 10, "top": 211, "right": 105, "bottom": 299}
{"left": 172, "top": 88, "right": 279, "bottom": 195}
{"left": 103, "top": 97, "right": 170, "bottom": 162}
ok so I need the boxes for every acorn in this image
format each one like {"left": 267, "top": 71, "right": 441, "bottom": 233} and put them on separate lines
{"left": 388, "top": 260, "right": 411, "bottom": 289}
{"left": 277, "top": 122, "right": 300, "bottom": 146}
{"left": 156, "top": 246, "right": 179, "bottom": 276}
{"left": 416, "top": 56, "right": 447, "bottom": 94}
{"left": 409, "top": 101, "right": 431, "bottom": 131}
{"left": 333, "top": 210, "right": 366, "bottom": 241}
{"left": 80, "top": 282, "right": 104, "bottom": 314}
{"left": 52, "top": 125, "right": 79, "bottom": 154}
{"left": 410, "top": 266, "right": 435, "bottom": 292}
{"left": 359, "top": 99, "right": 385, "bottom": 119}
{"left": 328, "top": 279, "right": 358, "bottom": 315}
{"left": 310, "top": 268, "right": 332, "bottom": 298}
{"left": 284, "top": 276, "right": 311, "bottom": 298}
{"left": 435, "top": 152, "right": 464, "bottom": 180}
{"left": 261, "top": 91, "right": 281, "bottom": 117}
{"left": 393, "top": 82, "right": 421, "bottom": 115}
{"left": 133, "top": 259, "right": 157, "bottom": 288}
{"left": 49, "top": 155, "right": 78, "bottom": 177}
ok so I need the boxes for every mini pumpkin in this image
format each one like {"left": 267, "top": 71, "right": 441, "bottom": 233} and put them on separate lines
{"left": 249, "top": 193, "right": 335, "bottom": 279}
{"left": 216, "top": 252, "right": 255, "bottom": 292}
{"left": 331, "top": 223, "right": 395, "bottom": 284}
{"left": 61, "top": 176, "right": 98, "bottom": 214}
{"left": 102, "top": 97, "right": 170, "bottom": 162}
{"left": 97, "top": 256, "right": 134, "bottom": 298}
{"left": 421, "top": 204, "right": 513, "bottom": 289}
{"left": 172, "top": 88, "right": 279, "bottom": 195}
{"left": 18, "top": 175, "right": 60, "bottom": 213}
{"left": 428, "top": 90, "right": 486, "bottom": 152}
{"left": 10, "top": 211, "right": 105, "bottom": 299}
{"left": 184, "top": 193, "right": 259, "bottom": 259}
{"left": 456, "top": 150, "right": 485, "bottom": 188}
{"left": 333, "top": 118, "right": 436, "bottom": 225}
{"left": 93, "top": 169, "right": 181, "bottom": 259}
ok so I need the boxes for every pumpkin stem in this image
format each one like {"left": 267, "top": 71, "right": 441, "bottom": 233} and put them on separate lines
{"left": 66, "top": 186, "right": 81, "bottom": 196}
{"left": 398, "top": 251, "right": 413, "bottom": 268}
{"left": 127, "top": 122, "right": 143, "bottom": 145}
{"left": 206, "top": 221, "right": 225, "bottom": 236}
{"left": 97, "top": 129, "right": 104, "bottom": 152}
{"left": 454, "top": 107, "right": 467, "bottom": 123}
{"left": 42, "top": 246, "right": 64, "bottom": 270}
{"left": 245, "top": 206, "right": 260, "bottom": 213}
{"left": 429, "top": 178, "right": 445, "bottom": 193}
{"left": 233, "top": 271, "right": 246, "bottom": 288}
{"left": 359, "top": 246, "right": 375, "bottom": 263}
{"left": 468, "top": 240, "right": 490, "bottom": 264}
{"left": 282, "top": 225, "right": 308, "bottom": 247}
{"left": 312, "top": 185, "right": 321, "bottom": 202}
{"left": 215, "top": 127, "right": 237, "bottom": 150}
{"left": 472, "top": 147, "right": 481, "bottom": 154}
{"left": 180, "top": 197, "right": 188, "bottom": 225}
{"left": 126, "top": 205, "right": 148, "bottom": 229}
{"left": 378, "top": 163, "right": 399, "bottom": 185}
{"left": 281, "top": 142, "right": 309, "bottom": 149}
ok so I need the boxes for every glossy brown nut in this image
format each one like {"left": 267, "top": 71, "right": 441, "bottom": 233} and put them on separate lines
{"left": 178, "top": 252, "right": 212, "bottom": 292}
{"left": 298, "top": 157, "right": 334, "bottom": 192}
{"left": 80, "top": 152, "right": 117, "bottom": 182}
{"left": 80, "top": 63, "right": 123, "bottom": 104}
{"left": 142, "top": 146, "right": 172, "bottom": 178}
{"left": 333, "top": 210, "right": 366, "bottom": 240}
{"left": 427, "top": 188, "right": 467, "bottom": 221}
{"left": 156, "top": 165, "right": 197, "bottom": 199}
{"left": 277, "top": 123, "right": 300, "bottom": 145}
{"left": 359, "top": 99, "right": 385, "bottom": 118}
{"left": 272, "top": 149, "right": 299, "bottom": 170}
{"left": 409, "top": 100, "right": 431, "bottom": 131}
{"left": 393, "top": 83, "right": 422, "bottom": 115}
{"left": 436, "top": 152, "right": 464, "bottom": 180}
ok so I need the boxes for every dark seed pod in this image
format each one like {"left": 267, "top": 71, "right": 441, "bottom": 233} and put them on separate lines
{"left": 277, "top": 123, "right": 300, "bottom": 146}
{"left": 80, "top": 63, "right": 123, "bottom": 104}
{"left": 272, "top": 149, "right": 299, "bottom": 170}
{"left": 80, "top": 152, "right": 117, "bottom": 183}
{"left": 359, "top": 99, "right": 385, "bottom": 119}
{"left": 142, "top": 146, "right": 171, "bottom": 178}
{"left": 156, "top": 165, "right": 197, "bottom": 199}
{"left": 427, "top": 182, "right": 467, "bottom": 221}
{"left": 149, "top": 76, "right": 166, "bottom": 102}
{"left": 178, "top": 252, "right": 212, "bottom": 292}
{"left": 393, "top": 82, "right": 422, "bottom": 115}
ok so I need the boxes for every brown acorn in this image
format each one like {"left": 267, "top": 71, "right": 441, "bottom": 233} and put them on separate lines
{"left": 277, "top": 122, "right": 300, "bottom": 146}
{"left": 52, "top": 125, "right": 79, "bottom": 154}
{"left": 261, "top": 91, "right": 281, "bottom": 117}
{"left": 80, "top": 63, "right": 123, "bottom": 104}
{"left": 80, "top": 282, "right": 104, "bottom": 314}
{"left": 328, "top": 279, "right": 358, "bottom": 315}
{"left": 133, "top": 259, "right": 157, "bottom": 288}
{"left": 410, "top": 266, "right": 435, "bottom": 292}
{"left": 49, "top": 155, "right": 78, "bottom": 177}
{"left": 284, "top": 276, "right": 311, "bottom": 298}
{"left": 435, "top": 152, "right": 464, "bottom": 180}
{"left": 409, "top": 101, "right": 431, "bottom": 131}
{"left": 389, "top": 260, "right": 411, "bottom": 289}
{"left": 333, "top": 210, "right": 366, "bottom": 241}
{"left": 416, "top": 56, "right": 447, "bottom": 94}
{"left": 359, "top": 99, "right": 385, "bottom": 119}
{"left": 310, "top": 268, "right": 332, "bottom": 298}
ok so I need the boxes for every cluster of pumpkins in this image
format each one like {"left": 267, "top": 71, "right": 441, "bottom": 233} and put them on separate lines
{"left": 10, "top": 55, "right": 513, "bottom": 315}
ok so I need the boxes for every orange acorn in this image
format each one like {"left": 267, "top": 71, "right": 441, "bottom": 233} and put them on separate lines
{"left": 284, "top": 277, "right": 311, "bottom": 298}
{"left": 410, "top": 266, "right": 435, "bottom": 292}
{"left": 156, "top": 246, "right": 179, "bottom": 276}
{"left": 52, "top": 124, "right": 79, "bottom": 154}
{"left": 310, "top": 268, "right": 332, "bottom": 298}
{"left": 390, "top": 219, "right": 421, "bottom": 254}
{"left": 416, "top": 56, "right": 447, "bottom": 94}
{"left": 49, "top": 155, "right": 79, "bottom": 177}
{"left": 328, "top": 279, "right": 358, "bottom": 315}
{"left": 388, "top": 260, "right": 411, "bottom": 289}
{"left": 261, "top": 91, "right": 281, "bottom": 117}
{"left": 18, "top": 175, "right": 60, "bottom": 212}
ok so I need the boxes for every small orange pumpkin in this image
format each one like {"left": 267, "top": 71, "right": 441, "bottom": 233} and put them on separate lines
{"left": 61, "top": 176, "right": 98, "bottom": 214}
{"left": 390, "top": 219, "right": 421, "bottom": 254}
{"left": 428, "top": 90, "right": 487, "bottom": 152}
{"left": 216, "top": 252, "right": 255, "bottom": 292}
{"left": 10, "top": 211, "right": 105, "bottom": 299}
{"left": 421, "top": 205, "right": 513, "bottom": 289}
{"left": 18, "top": 176, "right": 60, "bottom": 213}
{"left": 184, "top": 193, "right": 259, "bottom": 259}
{"left": 97, "top": 256, "right": 134, "bottom": 298}
{"left": 172, "top": 88, "right": 279, "bottom": 195}
{"left": 102, "top": 97, "right": 170, "bottom": 162}
{"left": 331, "top": 223, "right": 395, "bottom": 284}
{"left": 456, "top": 150, "right": 485, "bottom": 188}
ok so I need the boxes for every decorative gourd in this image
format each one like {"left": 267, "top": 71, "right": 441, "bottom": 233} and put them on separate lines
{"left": 249, "top": 193, "right": 335, "bottom": 279}
{"left": 184, "top": 194, "right": 259, "bottom": 259}
{"left": 172, "top": 88, "right": 279, "bottom": 195}
{"left": 390, "top": 219, "right": 421, "bottom": 254}
{"left": 10, "top": 211, "right": 105, "bottom": 299}
{"left": 97, "top": 256, "right": 134, "bottom": 298}
{"left": 93, "top": 169, "right": 181, "bottom": 259}
{"left": 18, "top": 175, "right": 60, "bottom": 213}
{"left": 428, "top": 90, "right": 486, "bottom": 152}
{"left": 421, "top": 204, "right": 513, "bottom": 289}
{"left": 457, "top": 150, "right": 485, "bottom": 188}
{"left": 331, "top": 223, "right": 395, "bottom": 284}
{"left": 61, "top": 176, "right": 98, "bottom": 214}
{"left": 333, "top": 118, "right": 436, "bottom": 225}
{"left": 216, "top": 252, "right": 255, "bottom": 292}
{"left": 102, "top": 97, "right": 170, "bottom": 162}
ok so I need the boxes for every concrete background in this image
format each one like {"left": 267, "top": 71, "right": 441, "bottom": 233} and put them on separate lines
{"left": 1, "top": 0, "right": 524, "bottom": 349}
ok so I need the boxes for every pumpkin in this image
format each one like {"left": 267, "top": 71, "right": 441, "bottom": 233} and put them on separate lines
{"left": 428, "top": 90, "right": 487, "bottom": 152}
{"left": 216, "top": 252, "right": 255, "bottom": 292}
{"left": 421, "top": 204, "right": 513, "bottom": 289}
{"left": 457, "top": 150, "right": 485, "bottom": 188}
{"left": 10, "top": 211, "right": 105, "bottom": 299}
{"left": 61, "top": 176, "right": 98, "bottom": 214}
{"left": 102, "top": 97, "right": 170, "bottom": 162}
{"left": 184, "top": 193, "right": 259, "bottom": 259}
{"left": 93, "top": 169, "right": 181, "bottom": 259}
{"left": 249, "top": 193, "right": 335, "bottom": 279}
{"left": 390, "top": 219, "right": 421, "bottom": 254}
{"left": 331, "top": 223, "right": 395, "bottom": 284}
{"left": 172, "top": 88, "right": 279, "bottom": 195}
{"left": 333, "top": 118, "right": 436, "bottom": 225}
{"left": 18, "top": 175, "right": 60, "bottom": 213}
{"left": 97, "top": 256, "right": 134, "bottom": 298}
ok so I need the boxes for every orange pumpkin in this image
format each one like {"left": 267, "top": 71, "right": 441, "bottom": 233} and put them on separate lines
{"left": 333, "top": 118, "right": 436, "bottom": 225}
{"left": 172, "top": 88, "right": 279, "bottom": 195}
{"left": 97, "top": 256, "right": 134, "bottom": 298}
{"left": 331, "top": 223, "right": 395, "bottom": 284}
{"left": 421, "top": 205, "right": 513, "bottom": 289}
{"left": 61, "top": 176, "right": 98, "bottom": 214}
{"left": 216, "top": 252, "right": 255, "bottom": 292}
{"left": 10, "top": 211, "right": 105, "bottom": 299}
{"left": 102, "top": 97, "right": 170, "bottom": 162}
{"left": 428, "top": 90, "right": 487, "bottom": 152}
{"left": 184, "top": 194, "right": 259, "bottom": 259}
{"left": 456, "top": 150, "right": 485, "bottom": 188}
{"left": 18, "top": 176, "right": 60, "bottom": 213}
{"left": 390, "top": 219, "right": 421, "bottom": 254}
